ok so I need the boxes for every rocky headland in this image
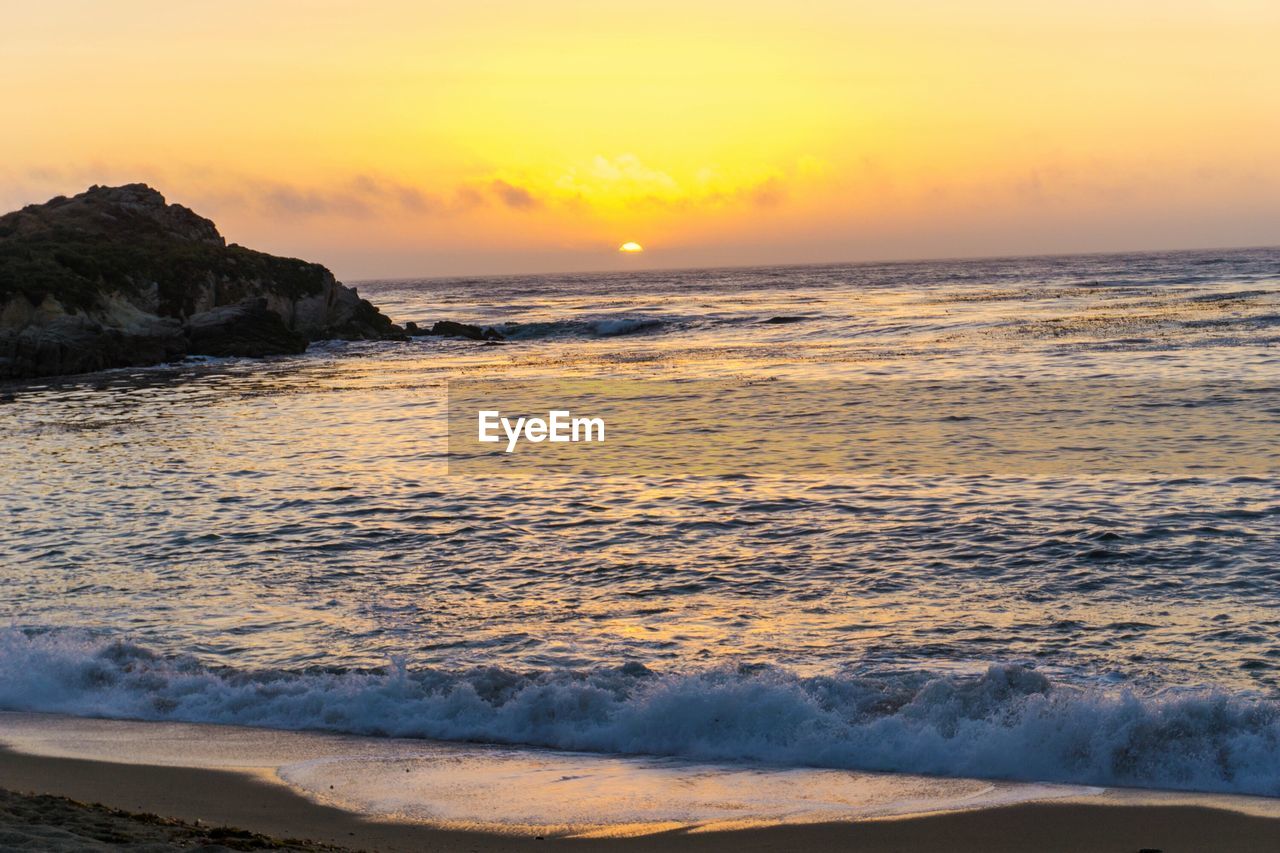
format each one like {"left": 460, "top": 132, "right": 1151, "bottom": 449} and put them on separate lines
{"left": 0, "top": 184, "right": 404, "bottom": 379}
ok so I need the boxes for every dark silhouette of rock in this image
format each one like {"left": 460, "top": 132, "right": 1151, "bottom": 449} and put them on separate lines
{"left": 185, "top": 298, "right": 308, "bottom": 357}
{"left": 0, "top": 184, "right": 404, "bottom": 378}
{"left": 403, "top": 320, "right": 422, "bottom": 335}
{"left": 426, "top": 320, "right": 505, "bottom": 341}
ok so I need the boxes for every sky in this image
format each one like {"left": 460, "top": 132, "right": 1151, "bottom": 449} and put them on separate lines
{"left": 3, "top": 1, "right": 1278, "bottom": 279}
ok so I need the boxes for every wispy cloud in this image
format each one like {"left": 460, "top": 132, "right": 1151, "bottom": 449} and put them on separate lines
{"left": 489, "top": 179, "right": 542, "bottom": 210}
{"left": 1, "top": 159, "right": 800, "bottom": 225}
{"left": 249, "top": 176, "right": 548, "bottom": 218}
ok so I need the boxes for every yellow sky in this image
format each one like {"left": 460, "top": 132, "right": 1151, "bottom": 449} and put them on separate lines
{"left": 2, "top": 1, "right": 1278, "bottom": 277}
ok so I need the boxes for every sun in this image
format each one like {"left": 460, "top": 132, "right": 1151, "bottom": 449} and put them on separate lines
{"left": 618, "top": 241, "right": 644, "bottom": 253}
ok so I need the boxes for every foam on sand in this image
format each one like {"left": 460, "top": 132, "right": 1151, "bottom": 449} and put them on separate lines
{"left": 0, "top": 712, "right": 1095, "bottom": 835}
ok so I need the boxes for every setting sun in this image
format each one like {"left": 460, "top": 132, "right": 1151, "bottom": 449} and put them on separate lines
{"left": 619, "top": 242, "right": 644, "bottom": 253}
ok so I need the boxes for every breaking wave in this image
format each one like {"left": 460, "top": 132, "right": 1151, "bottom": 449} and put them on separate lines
{"left": 3, "top": 631, "right": 1279, "bottom": 796}
{"left": 496, "top": 317, "right": 669, "bottom": 339}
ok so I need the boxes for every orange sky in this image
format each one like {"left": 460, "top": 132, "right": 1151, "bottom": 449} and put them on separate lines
{"left": 3, "top": 1, "right": 1278, "bottom": 278}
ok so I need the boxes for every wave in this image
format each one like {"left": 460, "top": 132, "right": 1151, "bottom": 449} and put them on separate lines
{"left": 494, "top": 317, "right": 669, "bottom": 340}
{"left": 3, "top": 630, "right": 1279, "bottom": 796}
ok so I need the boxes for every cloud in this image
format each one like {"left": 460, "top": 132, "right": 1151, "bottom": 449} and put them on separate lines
{"left": 589, "top": 154, "right": 679, "bottom": 191}
{"left": 0, "top": 158, "right": 802, "bottom": 225}
{"left": 263, "top": 175, "right": 463, "bottom": 218}
{"left": 748, "top": 176, "right": 787, "bottom": 208}
{"left": 453, "top": 185, "right": 486, "bottom": 210}
{"left": 249, "top": 176, "right": 548, "bottom": 219}
{"left": 550, "top": 154, "right": 801, "bottom": 213}
{"left": 555, "top": 154, "right": 680, "bottom": 202}
{"left": 261, "top": 184, "right": 374, "bottom": 218}
{"left": 489, "top": 179, "right": 542, "bottom": 210}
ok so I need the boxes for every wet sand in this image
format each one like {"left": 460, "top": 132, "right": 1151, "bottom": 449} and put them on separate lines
{"left": 0, "top": 786, "right": 346, "bottom": 851}
{"left": 4, "top": 746, "right": 1280, "bottom": 852}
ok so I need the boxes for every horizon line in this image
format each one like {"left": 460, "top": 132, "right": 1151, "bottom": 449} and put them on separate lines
{"left": 348, "top": 241, "right": 1280, "bottom": 284}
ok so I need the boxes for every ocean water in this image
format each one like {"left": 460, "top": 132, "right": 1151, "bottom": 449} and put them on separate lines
{"left": 4, "top": 247, "right": 1280, "bottom": 798}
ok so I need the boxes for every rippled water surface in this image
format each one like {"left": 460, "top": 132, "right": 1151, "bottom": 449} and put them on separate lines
{"left": 4, "top": 248, "right": 1280, "bottom": 795}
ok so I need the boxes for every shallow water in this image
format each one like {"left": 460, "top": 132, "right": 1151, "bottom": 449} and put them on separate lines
{"left": 3, "top": 248, "right": 1280, "bottom": 796}
{"left": 0, "top": 712, "right": 1120, "bottom": 833}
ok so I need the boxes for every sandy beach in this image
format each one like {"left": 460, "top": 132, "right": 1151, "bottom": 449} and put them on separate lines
{"left": 1, "top": 745, "right": 1278, "bottom": 852}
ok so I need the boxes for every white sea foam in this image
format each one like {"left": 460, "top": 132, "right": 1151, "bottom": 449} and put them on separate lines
{"left": 588, "top": 317, "right": 665, "bottom": 336}
{"left": 495, "top": 316, "right": 668, "bottom": 339}
{"left": 2, "top": 631, "right": 1277, "bottom": 797}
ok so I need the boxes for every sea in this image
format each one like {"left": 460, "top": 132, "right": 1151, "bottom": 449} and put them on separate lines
{"left": 3, "top": 247, "right": 1280, "bottom": 815}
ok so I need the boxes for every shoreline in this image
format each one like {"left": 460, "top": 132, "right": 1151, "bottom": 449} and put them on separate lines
{"left": 4, "top": 746, "right": 1280, "bottom": 852}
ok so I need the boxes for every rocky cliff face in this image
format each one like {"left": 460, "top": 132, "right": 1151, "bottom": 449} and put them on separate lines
{"left": 0, "top": 184, "right": 404, "bottom": 379}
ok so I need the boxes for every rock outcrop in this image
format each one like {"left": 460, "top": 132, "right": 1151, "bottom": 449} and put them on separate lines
{"left": 0, "top": 184, "right": 404, "bottom": 379}
{"left": 184, "top": 299, "right": 308, "bottom": 358}
{"left": 421, "top": 320, "right": 506, "bottom": 341}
